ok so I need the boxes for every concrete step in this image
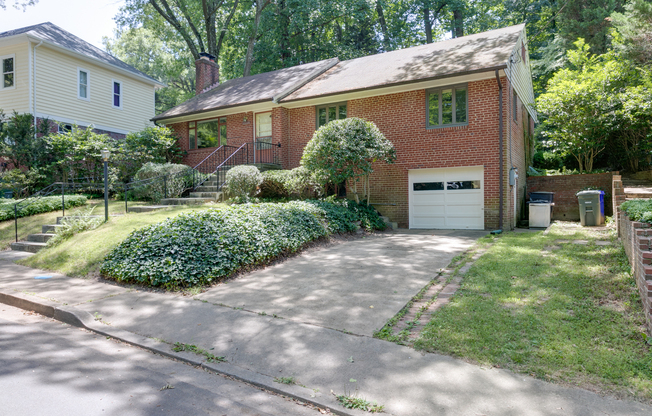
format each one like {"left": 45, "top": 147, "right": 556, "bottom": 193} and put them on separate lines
{"left": 160, "top": 198, "right": 209, "bottom": 206}
{"left": 27, "top": 233, "right": 55, "bottom": 243}
{"left": 202, "top": 181, "right": 220, "bottom": 187}
{"left": 56, "top": 215, "right": 103, "bottom": 224}
{"left": 254, "top": 163, "right": 282, "bottom": 172}
{"left": 195, "top": 185, "right": 219, "bottom": 192}
{"left": 11, "top": 241, "right": 47, "bottom": 253}
{"left": 42, "top": 224, "right": 63, "bottom": 233}
{"left": 127, "top": 205, "right": 168, "bottom": 213}
{"left": 189, "top": 192, "right": 222, "bottom": 199}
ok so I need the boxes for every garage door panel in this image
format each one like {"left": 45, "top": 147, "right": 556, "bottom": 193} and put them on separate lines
{"left": 409, "top": 166, "right": 484, "bottom": 230}
{"left": 412, "top": 193, "right": 445, "bottom": 204}
{"left": 445, "top": 205, "right": 481, "bottom": 217}
{"left": 445, "top": 192, "right": 482, "bottom": 204}
{"left": 413, "top": 204, "right": 445, "bottom": 216}
{"left": 412, "top": 216, "right": 446, "bottom": 229}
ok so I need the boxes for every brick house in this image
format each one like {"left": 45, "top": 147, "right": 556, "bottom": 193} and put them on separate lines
{"left": 153, "top": 24, "right": 536, "bottom": 230}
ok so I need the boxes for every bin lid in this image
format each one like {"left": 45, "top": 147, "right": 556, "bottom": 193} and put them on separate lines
{"left": 577, "top": 190, "right": 604, "bottom": 196}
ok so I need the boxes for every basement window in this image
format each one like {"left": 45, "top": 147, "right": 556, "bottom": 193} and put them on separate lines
{"left": 427, "top": 84, "right": 467, "bottom": 128}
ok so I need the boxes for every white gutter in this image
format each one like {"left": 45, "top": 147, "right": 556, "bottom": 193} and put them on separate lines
{"left": 32, "top": 39, "right": 43, "bottom": 139}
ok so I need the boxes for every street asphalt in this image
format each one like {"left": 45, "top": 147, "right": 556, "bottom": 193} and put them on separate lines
{"left": 1, "top": 230, "right": 652, "bottom": 415}
{"left": 0, "top": 303, "right": 321, "bottom": 416}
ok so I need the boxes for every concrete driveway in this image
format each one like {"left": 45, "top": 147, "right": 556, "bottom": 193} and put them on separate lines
{"left": 196, "top": 229, "right": 486, "bottom": 336}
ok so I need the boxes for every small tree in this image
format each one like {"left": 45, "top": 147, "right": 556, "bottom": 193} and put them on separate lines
{"left": 536, "top": 40, "right": 624, "bottom": 173}
{"left": 0, "top": 111, "right": 50, "bottom": 170}
{"left": 300, "top": 118, "right": 396, "bottom": 204}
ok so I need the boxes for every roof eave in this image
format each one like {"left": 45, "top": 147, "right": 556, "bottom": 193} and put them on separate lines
{"left": 151, "top": 98, "right": 273, "bottom": 123}
{"left": 280, "top": 64, "right": 509, "bottom": 104}
{"left": 24, "top": 33, "right": 165, "bottom": 87}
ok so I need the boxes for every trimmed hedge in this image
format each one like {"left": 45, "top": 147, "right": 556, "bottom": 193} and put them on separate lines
{"left": 100, "top": 200, "right": 386, "bottom": 288}
{"left": 259, "top": 167, "right": 321, "bottom": 199}
{"left": 0, "top": 195, "right": 87, "bottom": 222}
{"left": 621, "top": 199, "right": 652, "bottom": 223}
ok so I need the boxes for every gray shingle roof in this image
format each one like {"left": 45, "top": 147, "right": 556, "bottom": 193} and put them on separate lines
{"left": 152, "top": 58, "right": 339, "bottom": 121}
{"left": 283, "top": 24, "right": 524, "bottom": 102}
{"left": 0, "top": 22, "right": 161, "bottom": 84}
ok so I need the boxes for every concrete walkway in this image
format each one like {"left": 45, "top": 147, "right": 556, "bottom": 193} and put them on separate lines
{"left": 1, "top": 232, "right": 651, "bottom": 415}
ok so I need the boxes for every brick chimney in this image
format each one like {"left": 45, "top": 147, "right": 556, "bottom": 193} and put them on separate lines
{"left": 195, "top": 52, "right": 220, "bottom": 95}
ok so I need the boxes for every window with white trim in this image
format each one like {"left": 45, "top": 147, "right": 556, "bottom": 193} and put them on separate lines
{"left": 427, "top": 84, "right": 467, "bottom": 128}
{"left": 78, "top": 68, "right": 89, "bottom": 100}
{"left": 112, "top": 80, "right": 122, "bottom": 108}
{"left": 1, "top": 55, "right": 15, "bottom": 90}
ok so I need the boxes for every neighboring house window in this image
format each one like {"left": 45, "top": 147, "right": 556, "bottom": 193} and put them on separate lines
{"left": 188, "top": 121, "right": 196, "bottom": 150}
{"left": 58, "top": 124, "right": 73, "bottom": 133}
{"left": 1, "top": 54, "right": 15, "bottom": 89}
{"left": 316, "top": 103, "right": 347, "bottom": 128}
{"left": 112, "top": 80, "right": 122, "bottom": 109}
{"left": 427, "top": 85, "right": 467, "bottom": 128}
{"left": 513, "top": 90, "right": 518, "bottom": 121}
{"left": 78, "top": 68, "right": 89, "bottom": 100}
{"left": 197, "top": 117, "right": 227, "bottom": 149}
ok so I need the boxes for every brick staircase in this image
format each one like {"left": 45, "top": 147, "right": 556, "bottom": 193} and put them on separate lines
{"left": 622, "top": 177, "right": 652, "bottom": 200}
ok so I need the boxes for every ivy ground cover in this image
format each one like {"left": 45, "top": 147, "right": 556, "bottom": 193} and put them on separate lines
{"left": 100, "top": 200, "right": 385, "bottom": 288}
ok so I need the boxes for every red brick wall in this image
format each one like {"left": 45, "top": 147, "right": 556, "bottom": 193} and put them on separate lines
{"left": 527, "top": 172, "right": 617, "bottom": 221}
{"left": 166, "top": 77, "right": 525, "bottom": 229}
{"left": 282, "top": 78, "right": 510, "bottom": 229}
{"left": 618, "top": 213, "right": 652, "bottom": 334}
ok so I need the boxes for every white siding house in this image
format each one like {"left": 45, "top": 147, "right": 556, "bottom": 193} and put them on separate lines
{"left": 0, "top": 22, "right": 163, "bottom": 137}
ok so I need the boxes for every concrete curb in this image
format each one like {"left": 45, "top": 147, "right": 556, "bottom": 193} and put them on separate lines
{"left": 0, "top": 288, "right": 370, "bottom": 416}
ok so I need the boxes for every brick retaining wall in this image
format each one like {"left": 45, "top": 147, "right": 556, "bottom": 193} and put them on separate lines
{"left": 527, "top": 172, "right": 617, "bottom": 221}
{"left": 618, "top": 212, "right": 652, "bottom": 334}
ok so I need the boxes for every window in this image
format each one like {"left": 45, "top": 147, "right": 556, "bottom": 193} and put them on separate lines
{"left": 427, "top": 85, "right": 467, "bottom": 128}
{"left": 513, "top": 89, "right": 519, "bottom": 121}
{"left": 189, "top": 121, "right": 196, "bottom": 149}
{"left": 1, "top": 55, "right": 15, "bottom": 90}
{"left": 414, "top": 182, "right": 444, "bottom": 191}
{"left": 256, "top": 112, "right": 272, "bottom": 138}
{"left": 196, "top": 117, "right": 227, "bottom": 149}
{"left": 78, "top": 68, "right": 89, "bottom": 100}
{"left": 316, "top": 103, "right": 347, "bottom": 128}
{"left": 112, "top": 80, "right": 122, "bottom": 109}
{"left": 57, "top": 123, "right": 73, "bottom": 133}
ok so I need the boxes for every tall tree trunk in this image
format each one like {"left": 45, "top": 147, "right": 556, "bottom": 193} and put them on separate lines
{"left": 376, "top": 0, "right": 391, "bottom": 50}
{"left": 202, "top": 0, "right": 218, "bottom": 56}
{"left": 244, "top": 0, "right": 271, "bottom": 77}
{"left": 278, "top": 0, "right": 291, "bottom": 64}
{"left": 215, "top": 0, "right": 240, "bottom": 61}
{"left": 424, "top": 4, "right": 433, "bottom": 43}
{"left": 452, "top": 8, "right": 464, "bottom": 38}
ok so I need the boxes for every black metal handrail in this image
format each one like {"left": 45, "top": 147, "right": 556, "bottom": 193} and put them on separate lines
{"left": 12, "top": 179, "right": 111, "bottom": 242}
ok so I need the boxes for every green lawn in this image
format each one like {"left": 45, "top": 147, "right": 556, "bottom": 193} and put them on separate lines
{"left": 0, "top": 199, "right": 148, "bottom": 250}
{"left": 413, "top": 223, "right": 652, "bottom": 401}
{"left": 17, "top": 201, "right": 222, "bottom": 278}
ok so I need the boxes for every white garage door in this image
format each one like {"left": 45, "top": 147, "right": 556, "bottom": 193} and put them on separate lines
{"left": 409, "top": 166, "right": 484, "bottom": 230}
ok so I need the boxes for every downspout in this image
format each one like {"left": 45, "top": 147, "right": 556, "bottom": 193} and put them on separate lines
{"left": 32, "top": 40, "right": 43, "bottom": 139}
{"left": 495, "top": 70, "right": 504, "bottom": 230}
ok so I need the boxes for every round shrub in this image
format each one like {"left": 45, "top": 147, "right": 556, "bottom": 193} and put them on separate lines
{"left": 224, "top": 165, "right": 263, "bottom": 198}
{"left": 259, "top": 166, "right": 321, "bottom": 199}
{"left": 132, "top": 162, "right": 191, "bottom": 202}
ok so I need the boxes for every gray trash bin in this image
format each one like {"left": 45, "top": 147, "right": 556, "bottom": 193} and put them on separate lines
{"left": 577, "top": 190, "right": 605, "bottom": 226}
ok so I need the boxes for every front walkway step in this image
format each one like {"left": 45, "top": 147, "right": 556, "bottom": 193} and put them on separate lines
{"left": 56, "top": 215, "right": 103, "bottom": 224}
{"left": 189, "top": 192, "right": 222, "bottom": 200}
{"left": 10, "top": 241, "right": 47, "bottom": 253}
{"left": 160, "top": 198, "right": 210, "bottom": 205}
{"left": 42, "top": 224, "right": 64, "bottom": 233}
{"left": 27, "top": 233, "right": 55, "bottom": 243}
{"left": 195, "top": 185, "right": 219, "bottom": 192}
{"left": 127, "top": 205, "right": 168, "bottom": 213}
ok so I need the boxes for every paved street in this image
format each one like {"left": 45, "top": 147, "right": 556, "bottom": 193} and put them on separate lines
{"left": 0, "top": 304, "right": 321, "bottom": 416}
